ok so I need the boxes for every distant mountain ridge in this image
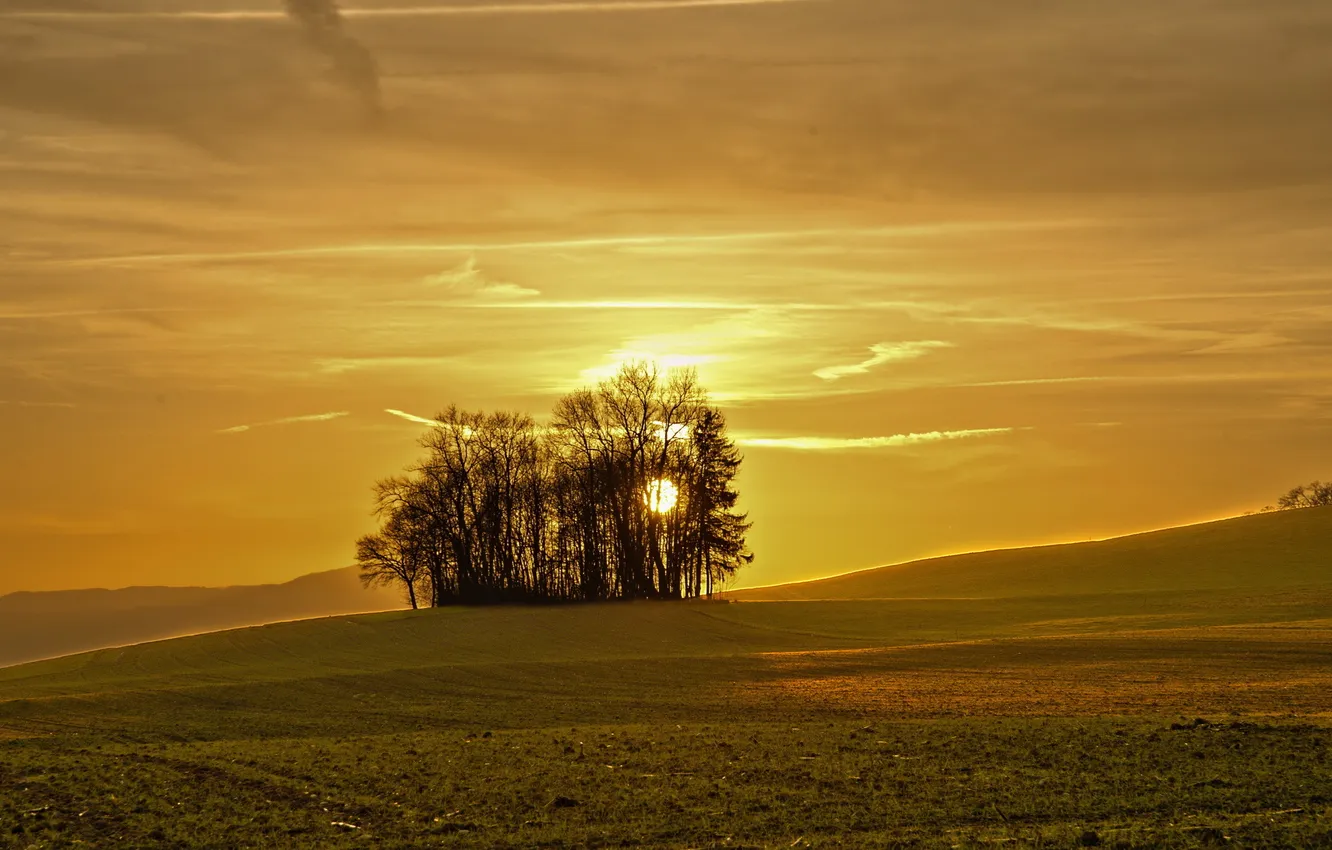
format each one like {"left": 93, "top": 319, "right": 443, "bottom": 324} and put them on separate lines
{"left": 0, "top": 567, "right": 404, "bottom": 668}
{"left": 729, "top": 506, "right": 1332, "bottom": 602}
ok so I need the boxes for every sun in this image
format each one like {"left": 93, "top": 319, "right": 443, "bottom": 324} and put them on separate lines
{"left": 644, "top": 479, "right": 679, "bottom": 514}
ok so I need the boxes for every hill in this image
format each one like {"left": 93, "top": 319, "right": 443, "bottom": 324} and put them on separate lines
{"left": 2, "top": 512, "right": 1331, "bottom": 847}
{"left": 0, "top": 566, "right": 404, "bottom": 668}
{"left": 729, "top": 506, "right": 1332, "bottom": 601}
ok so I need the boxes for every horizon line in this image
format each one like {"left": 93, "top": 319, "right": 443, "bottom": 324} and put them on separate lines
{"left": 4, "top": 506, "right": 1302, "bottom": 600}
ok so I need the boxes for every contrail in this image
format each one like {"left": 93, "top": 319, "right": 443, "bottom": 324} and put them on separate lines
{"left": 1, "top": 0, "right": 821, "bottom": 22}
{"left": 217, "top": 410, "right": 351, "bottom": 434}
{"left": 281, "top": 0, "right": 380, "bottom": 113}
{"left": 736, "top": 428, "right": 1016, "bottom": 451}
{"left": 385, "top": 408, "right": 443, "bottom": 426}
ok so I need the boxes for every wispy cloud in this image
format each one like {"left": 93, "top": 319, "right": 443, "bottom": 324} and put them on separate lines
{"left": 814, "top": 341, "right": 954, "bottom": 381}
{"left": 1, "top": 0, "right": 824, "bottom": 23}
{"left": 384, "top": 409, "right": 442, "bottom": 427}
{"left": 422, "top": 256, "right": 540, "bottom": 301}
{"left": 461, "top": 300, "right": 761, "bottom": 311}
{"left": 1189, "top": 331, "right": 1291, "bottom": 355}
{"left": 960, "top": 376, "right": 1119, "bottom": 388}
{"left": 0, "top": 307, "right": 198, "bottom": 320}
{"left": 955, "top": 371, "right": 1322, "bottom": 389}
{"left": 57, "top": 222, "right": 1085, "bottom": 268}
{"left": 317, "top": 357, "right": 457, "bottom": 375}
{"left": 0, "top": 400, "right": 77, "bottom": 408}
{"left": 217, "top": 411, "right": 350, "bottom": 434}
{"left": 736, "top": 427, "right": 1015, "bottom": 451}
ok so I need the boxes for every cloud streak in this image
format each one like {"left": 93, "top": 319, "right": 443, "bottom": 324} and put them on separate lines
{"left": 422, "top": 257, "right": 540, "bottom": 300}
{"left": 0, "top": 308, "right": 200, "bottom": 321}
{"left": 0, "top": 400, "right": 77, "bottom": 409}
{"left": 384, "top": 408, "right": 442, "bottom": 427}
{"left": 57, "top": 222, "right": 1085, "bottom": 268}
{"left": 217, "top": 411, "right": 350, "bottom": 434}
{"left": 1, "top": 0, "right": 824, "bottom": 22}
{"left": 814, "top": 341, "right": 954, "bottom": 381}
{"left": 736, "top": 428, "right": 1015, "bottom": 451}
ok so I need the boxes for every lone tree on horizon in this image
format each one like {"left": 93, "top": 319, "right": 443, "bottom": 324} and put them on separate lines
{"left": 357, "top": 363, "right": 752, "bottom": 607}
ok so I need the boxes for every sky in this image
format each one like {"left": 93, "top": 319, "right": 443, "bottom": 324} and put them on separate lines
{"left": 2, "top": 0, "right": 1331, "bottom": 594}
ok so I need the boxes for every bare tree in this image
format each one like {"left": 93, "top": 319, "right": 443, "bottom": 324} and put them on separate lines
{"left": 355, "top": 505, "right": 427, "bottom": 610}
{"left": 357, "top": 363, "right": 752, "bottom": 605}
{"left": 1277, "top": 480, "right": 1332, "bottom": 510}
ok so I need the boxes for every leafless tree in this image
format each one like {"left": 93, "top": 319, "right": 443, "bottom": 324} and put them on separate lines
{"left": 1276, "top": 480, "right": 1332, "bottom": 510}
{"left": 359, "top": 363, "right": 751, "bottom": 605}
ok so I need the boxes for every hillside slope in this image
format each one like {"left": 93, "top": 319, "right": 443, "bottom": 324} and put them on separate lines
{"left": 0, "top": 566, "right": 404, "bottom": 667}
{"left": 731, "top": 506, "right": 1332, "bottom": 601}
{"left": 4, "top": 584, "right": 1331, "bottom": 706}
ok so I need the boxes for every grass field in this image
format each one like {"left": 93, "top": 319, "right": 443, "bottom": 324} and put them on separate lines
{"left": 3, "top": 511, "right": 1332, "bottom": 847}
{"left": 729, "top": 506, "right": 1332, "bottom": 601}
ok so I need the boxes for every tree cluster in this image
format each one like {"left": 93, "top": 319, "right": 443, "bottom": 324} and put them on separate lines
{"left": 1273, "top": 480, "right": 1332, "bottom": 511}
{"left": 356, "top": 364, "right": 752, "bottom": 607}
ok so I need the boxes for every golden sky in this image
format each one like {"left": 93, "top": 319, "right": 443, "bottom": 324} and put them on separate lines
{"left": 2, "top": 0, "right": 1331, "bottom": 594}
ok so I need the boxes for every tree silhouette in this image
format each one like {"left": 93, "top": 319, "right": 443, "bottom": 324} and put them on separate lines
{"left": 355, "top": 503, "right": 427, "bottom": 610}
{"left": 356, "top": 363, "right": 751, "bottom": 605}
{"left": 1276, "top": 480, "right": 1332, "bottom": 510}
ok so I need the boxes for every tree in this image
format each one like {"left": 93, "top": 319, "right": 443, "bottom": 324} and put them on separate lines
{"left": 1276, "top": 480, "right": 1332, "bottom": 510}
{"left": 358, "top": 363, "right": 753, "bottom": 605}
{"left": 686, "top": 407, "right": 753, "bottom": 597}
{"left": 355, "top": 497, "right": 429, "bottom": 609}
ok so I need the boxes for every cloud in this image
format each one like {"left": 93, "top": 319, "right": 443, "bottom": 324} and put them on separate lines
{"left": 422, "top": 256, "right": 539, "bottom": 301}
{"left": 0, "top": 307, "right": 199, "bottom": 320}
{"left": 217, "top": 411, "right": 350, "bottom": 434}
{"left": 814, "top": 341, "right": 954, "bottom": 381}
{"left": 736, "top": 427, "right": 1014, "bottom": 451}
{"left": 1189, "top": 331, "right": 1292, "bottom": 355}
{"left": 462, "top": 300, "right": 757, "bottom": 311}
{"left": 317, "top": 357, "right": 457, "bottom": 375}
{"left": 58, "top": 222, "right": 1085, "bottom": 268}
{"left": 1, "top": 0, "right": 823, "bottom": 23}
{"left": 384, "top": 408, "right": 442, "bottom": 427}
{"left": 0, "top": 400, "right": 76, "bottom": 408}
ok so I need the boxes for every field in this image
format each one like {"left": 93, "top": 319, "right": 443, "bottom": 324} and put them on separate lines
{"left": 3, "top": 510, "right": 1332, "bottom": 847}
{"left": 729, "top": 507, "right": 1332, "bottom": 601}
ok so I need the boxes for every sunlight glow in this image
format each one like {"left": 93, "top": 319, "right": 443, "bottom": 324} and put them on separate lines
{"left": 579, "top": 351, "right": 718, "bottom": 384}
{"left": 645, "top": 479, "right": 679, "bottom": 514}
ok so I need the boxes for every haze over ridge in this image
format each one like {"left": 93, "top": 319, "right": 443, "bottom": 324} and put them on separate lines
{"left": 0, "top": 566, "right": 404, "bottom": 668}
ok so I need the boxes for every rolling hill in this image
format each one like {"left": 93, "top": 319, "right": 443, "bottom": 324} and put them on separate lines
{"left": 1, "top": 507, "right": 1331, "bottom": 850}
{"left": 2, "top": 507, "right": 1331, "bottom": 708}
{"left": 729, "top": 506, "right": 1332, "bottom": 601}
{"left": 0, "top": 566, "right": 404, "bottom": 668}
{"left": 2, "top": 507, "right": 1328, "bottom": 675}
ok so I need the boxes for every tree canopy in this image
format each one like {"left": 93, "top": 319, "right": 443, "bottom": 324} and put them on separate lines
{"left": 1274, "top": 480, "right": 1332, "bottom": 511}
{"left": 357, "top": 363, "right": 752, "bottom": 607}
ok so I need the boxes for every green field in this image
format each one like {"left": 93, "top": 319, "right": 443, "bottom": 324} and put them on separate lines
{"left": 729, "top": 506, "right": 1332, "bottom": 601}
{"left": 3, "top": 510, "right": 1332, "bottom": 848}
